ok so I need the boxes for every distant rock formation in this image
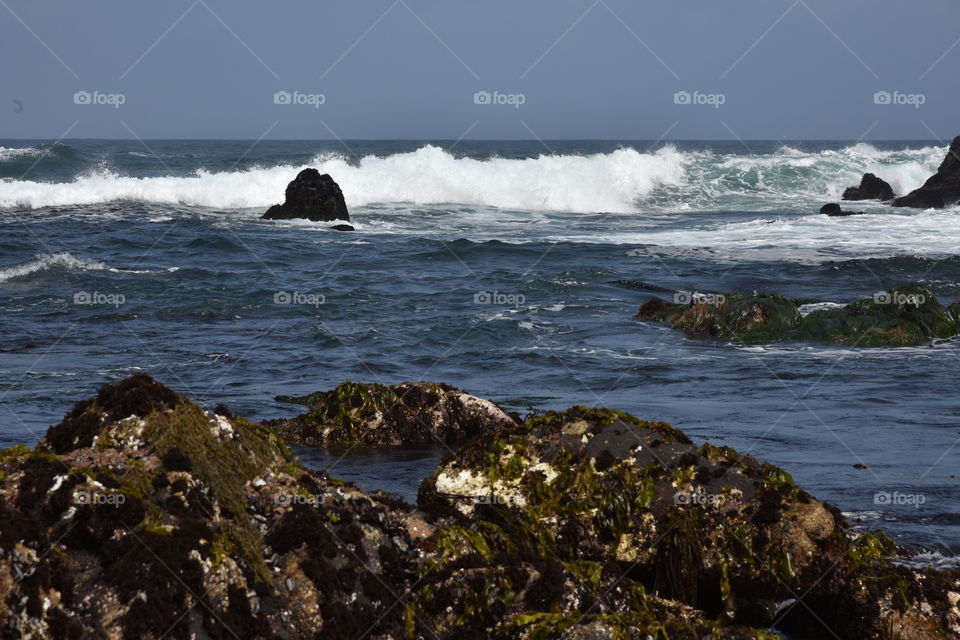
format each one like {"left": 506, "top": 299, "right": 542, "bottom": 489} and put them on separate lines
{"left": 842, "top": 173, "right": 894, "bottom": 201}
{"left": 820, "top": 203, "right": 865, "bottom": 217}
{"left": 261, "top": 168, "right": 350, "bottom": 222}
{"left": 893, "top": 135, "right": 960, "bottom": 208}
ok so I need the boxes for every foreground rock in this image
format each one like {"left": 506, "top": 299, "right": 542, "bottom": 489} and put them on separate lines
{"left": 636, "top": 284, "right": 960, "bottom": 346}
{"left": 893, "top": 135, "right": 960, "bottom": 208}
{"left": 2, "top": 377, "right": 958, "bottom": 639}
{"left": 267, "top": 380, "right": 519, "bottom": 446}
{"left": 842, "top": 173, "right": 895, "bottom": 201}
{"left": 820, "top": 203, "right": 866, "bottom": 216}
{"left": 417, "top": 407, "right": 960, "bottom": 639}
{"left": 0, "top": 375, "right": 417, "bottom": 639}
{"left": 261, "top": 168, "right": 350, "bottom": 222}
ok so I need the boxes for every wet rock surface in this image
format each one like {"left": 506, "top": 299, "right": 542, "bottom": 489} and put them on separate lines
{"left": 820, "top": 203, "right": 866, "bottom": 216}
{"left": 0, "top": 375, "right": 417, "bottom": 639}
{"left": 636, "top": 284, "right": 960, "bottom": 347}
{"left": 1, "top": 376, "right": 958, "bottom": 639}
{"left": 261, "top": 168, "right": 350, "bottom": 222}
{"left": 266, "top": 380, "right": 520, "bottom": 446}
{"left": 416, "top": 407, "right": 960, "bottom": 640}
{"left": 893, "top": 136, "right": 960, "bottom": 209}
{"left": 842, "top": 173, "right": 895, "bottom": 201}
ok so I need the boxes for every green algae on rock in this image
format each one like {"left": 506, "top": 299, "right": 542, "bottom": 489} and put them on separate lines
{"left": 268, "top": 380, "right": 519, "bottom": 446}
{"left": 636, "top": 284, "right": 960, "bottom": 347}
{"left": 416, "top": 406, "right": 960, "bottom": 639}
{"left": 0, "top": 374, "right": 419, "bottom": 640}
{"left": 2, "top": 376, "right": 959, "bottom": 639}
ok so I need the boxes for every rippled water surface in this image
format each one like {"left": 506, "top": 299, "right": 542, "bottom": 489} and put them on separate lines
{"left": 2, "top": 138, "right": 958, "bottom": 566}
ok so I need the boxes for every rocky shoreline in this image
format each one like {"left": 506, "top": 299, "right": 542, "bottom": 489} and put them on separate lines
{"left": 1, "top": 375, "right": 957, "bottom": 639}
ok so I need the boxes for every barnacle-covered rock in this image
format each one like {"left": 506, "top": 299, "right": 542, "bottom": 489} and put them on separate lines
{"left": 268, "top": 380, "right": 519, "bottom": 446}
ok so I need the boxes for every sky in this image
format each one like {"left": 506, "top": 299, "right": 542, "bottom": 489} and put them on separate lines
{"left": 1, "top": 0, "right": 958, "bottom": 141}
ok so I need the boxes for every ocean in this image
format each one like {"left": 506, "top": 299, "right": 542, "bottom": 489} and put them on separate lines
{"left": 1, "top": 138, "right": 957, "bottom": 569}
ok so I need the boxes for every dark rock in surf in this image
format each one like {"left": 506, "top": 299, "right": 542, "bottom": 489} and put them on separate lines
{"left": 820, "top": 203, "right": 865, "bottom": 217}
{"left": 842, "top": 173, "right": 894, "bottom": 201}
{"left": 893, "top": 135, "right": 960, "bottom": 208}
{"left": 261, "top": 168, "right": 350, "bottom": 222}
{"left": 330, "top": 224, "right": 354, "bottom": 231}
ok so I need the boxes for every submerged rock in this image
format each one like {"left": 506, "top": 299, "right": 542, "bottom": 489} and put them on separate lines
{"left": 416, "top": 407, "right": 960, "bottom": 639}
{"left": 820, "top": 203, "right": 866, "bottom": 216}
{"left": 893, "top": 135, "right": 960, "bottom": 208}
{"left": 636, "top": 284, "right": 960, "bottom": 347}
{"left": 842, "top": 173, "right": 895, "bottom": 201}
{"left": 261, "top": 168, "right": 350, "bottom": 222}
{"left": 0, "top": 374, "right": 417, "bottom": 639}
{"left": 267, "top": 380, "right": 520, "bottom": 446}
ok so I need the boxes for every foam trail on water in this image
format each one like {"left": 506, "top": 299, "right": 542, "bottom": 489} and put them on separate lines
{"left": 0, "top": 252, "right": 107, "bottom": 283}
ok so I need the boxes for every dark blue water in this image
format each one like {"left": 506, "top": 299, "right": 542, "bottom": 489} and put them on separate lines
{"left": 1, "top": 139, "right": 957, "bottom": 566}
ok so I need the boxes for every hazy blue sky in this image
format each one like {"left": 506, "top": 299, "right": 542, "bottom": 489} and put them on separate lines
{"left": 2, "top": 0, "right": 958, "bottom": 140}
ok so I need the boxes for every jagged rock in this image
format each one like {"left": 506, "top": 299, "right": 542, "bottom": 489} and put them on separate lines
{"left": 261, "top": 168, "right": 349, "bottom": 222}
{"left": 893, "top": 136, "right": 960, "bottom": 208}
{"left": 636, "top": 284, "right": 960, "bottom": 347}
{"left": 416, "top": 407, "right": 960, "bottom": 640}
{"left": 0, "top": 375, "right": 417, "bottom": 639}
{"left": 267, "top": 380, "right": 519, "bottom": 446}
{"left": 820, "top": 203, "right": 866, "bottom": 216}
{"left": 842, "top": 173, "right": 895, "bottom": 201}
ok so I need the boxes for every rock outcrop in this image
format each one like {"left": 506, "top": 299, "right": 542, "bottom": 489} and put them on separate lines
{"left": 636, "top": 284, "right": 960, "bottom": 347}
{"left": 267, "top": 380, "right": 519, "bottom": 446}
{"left": 842, "top": 173, "right": 895, "bottom": 201}
{"left": 0, "top": 375, "right": 417, "bottom": 639}
{"left": 893, "top": 136, "right": 960, "bottom": 208}
{"left": 416, "top": 407, "right": 960, "bottom": 640}
{"left": 261, "top": 168, "right": 350, "bottom": 222}
{"left": 2, "top": 376, "right": 958, "bottom": 639}
{"left": 820, "top": 203, "right": 865, "bottom": 217}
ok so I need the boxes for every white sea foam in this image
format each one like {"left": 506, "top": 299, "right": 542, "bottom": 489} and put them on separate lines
{"left": 0, "top": 143, "right": 949, "bottom": 219}
{"left": 0, "top": 252, "right": 107, "bottom": 282}
{"left": 0, "top": 145, "right": 686, "bottom": 213}
{"left": 0, "top": 252, "right": 175, "bottom": 283}
{"left": 0, "top": 146, "right": 46, "bottom": 161}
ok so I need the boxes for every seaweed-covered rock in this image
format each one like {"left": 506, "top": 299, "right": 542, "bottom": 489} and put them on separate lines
{"left": 267, "top": 380, "right": 519, "bottom": 446}
{"left": 0, "top": 374, "right": 418, "bottom": 640}
{"left": 637, "top": 284, "right": 960, "bottom": 347}
{"left": 416, "top": 407, "right": 960, "bottom": 639}
{"left": 893, "top": 136, "right": 960, "bottom": 209}
{"left": 842, "top": 173, "right": 895, "bottom": 201}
